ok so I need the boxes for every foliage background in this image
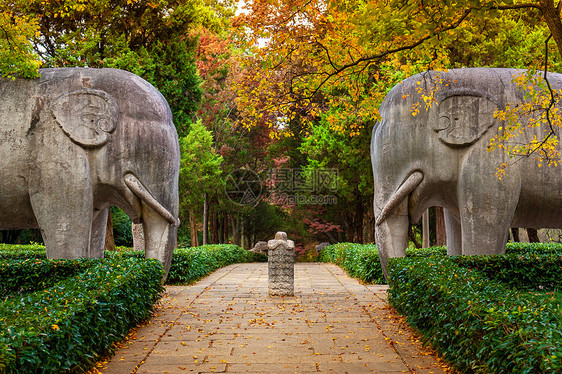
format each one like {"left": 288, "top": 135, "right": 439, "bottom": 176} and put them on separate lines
{"left": 1, "top": 0, "right": 562, "bottom": 248}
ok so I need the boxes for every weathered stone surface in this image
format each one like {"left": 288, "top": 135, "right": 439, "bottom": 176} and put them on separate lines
{"left": 132, "top": 223, "right": 145, "bottom": 252}
{"left": 251, "top": 240, "right": 268, "bottom": 255}
{"left": 0, "top": 68, "right": 180, "bottom": 278}
{"left": 268, "top": 231, "right": 295, "bottom": 296}
{"left": 371, "top": 68, "right": 562, "bottom": 279}
{"left": 315, "top": 242, "right": 330, "bottom": 253}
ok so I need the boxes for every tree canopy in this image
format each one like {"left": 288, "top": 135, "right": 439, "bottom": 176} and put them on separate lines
{"left": 2, "top": 0, "right": 562, "bottom": 248}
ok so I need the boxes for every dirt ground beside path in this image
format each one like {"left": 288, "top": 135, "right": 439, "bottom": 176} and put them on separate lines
{"left": 96, "top": 263, "right": 455, "bottom": 374}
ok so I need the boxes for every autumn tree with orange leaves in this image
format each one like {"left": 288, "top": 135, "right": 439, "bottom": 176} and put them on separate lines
{"left": 235, "top": 0, "right": 562, "bottom": 161}
{"left": 233, "top": 0, "right": 562, "bottom": 245}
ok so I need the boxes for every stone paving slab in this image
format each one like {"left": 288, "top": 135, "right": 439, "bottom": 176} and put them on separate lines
{"left": 100, "top": 263, "right": 451, "bottom": 373}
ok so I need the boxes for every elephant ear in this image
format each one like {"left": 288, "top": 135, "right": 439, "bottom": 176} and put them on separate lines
{"left": 50, "top": 89, "right": 119, "bottom": 147}
{"left": 430, "top": 89, "right": 499, "bottom": 147}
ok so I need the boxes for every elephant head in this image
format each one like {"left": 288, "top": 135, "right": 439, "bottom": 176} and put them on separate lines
{"left": 0, "top": 68, "right": 180, "bottom": 280}
{"left": 371, "top": 68, "right": 562, "bottom": 280}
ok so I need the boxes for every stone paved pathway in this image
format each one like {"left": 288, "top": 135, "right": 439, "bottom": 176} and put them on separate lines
{"left": 100, "top": 263, "right": 450, "bottom": 373}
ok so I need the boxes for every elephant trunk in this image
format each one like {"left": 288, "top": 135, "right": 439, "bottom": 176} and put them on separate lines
{"left": 125, "top": 173, "right": 179, "bottom": 281}
{"left": 375, "top": 203, "right": 410, "bottom": 281}
{"left": 141, "top": 204, "right": 176, "bottom": 282}
{"left": 375, "top": 172, "right": 423, "bottom": 281}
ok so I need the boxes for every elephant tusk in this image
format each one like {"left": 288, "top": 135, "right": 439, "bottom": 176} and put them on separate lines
{"left": 124, "top": 173, "right": 180, "bottom": 227}
{"left": 376, "top": 171, "right": 423, "bottom": 226}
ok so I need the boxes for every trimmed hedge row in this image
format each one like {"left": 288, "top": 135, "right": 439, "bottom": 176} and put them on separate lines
{"left": 388, "top": 254, "right": 562, "bottom": 373}
{"left": 317, "top": 243, "right": 385, "bottom": 284}
{"left": 317, "top": 242, "right": 562, "bottom": 286}
{"left": 105, "top": 244, "right": 267, "bottom": 284}
{"left": 1, "top": 243, "right": 268, "bottom": 286}
{"left": 0, "top": 257, "right": 164, "bottom": 373}
{"left": 317, "top": 243, "right": 446, "bottom": 284}
{"left": 0, "top": 258, "right": 92, "bottom": 299}
{"left": 0, "top": 244, "right": 265, "bottom": 372}
{"left": 165, "top": 244, "right": 267, "bottom": 284}
{"left": 455, "top": 251, "right": 562, "bottom": 291}
{"left": 0, "top": 243, "right": 47, "bottom": 260}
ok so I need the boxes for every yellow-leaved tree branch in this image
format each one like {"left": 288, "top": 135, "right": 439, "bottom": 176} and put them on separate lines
{"left": 490, "top": 33, "right": 561, "bottom": 178}
{"left": 0, "top": 7, "right": 41, "bottom": 78}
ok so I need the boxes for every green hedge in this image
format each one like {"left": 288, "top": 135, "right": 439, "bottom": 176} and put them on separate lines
{"left": 0, "top": 258, "right": 92, "bottom": 299}
{"left": 0, "top": 243, "right": 265, "bottom": 372}
{"left": 0, "top": 257, "right": 164, "bottom": 373}
{"left": 0, "top": 243, "right": 47, "bottom": 259}
{"left": 106, "top": 244, "right": 267, "bottom": 284}
{"left": 388, "top": 254, "right": 562, "bottom": 373}
{"left": 317, "top": 243, "right": 446, "bottom": 284}
{"left": 1, "top": 243, "right": 268, "bottom": 286}
{"left": 317, "top": 243, "right": 385, "bottom": 283}
{"left": 317, "top": 242, "right": 562, "bottom": 286}
{"left": 165, "top": 244, "right": 267, "bottom": 284}
{"left": 454, "top": 252, "right": 562, "bottom": 291}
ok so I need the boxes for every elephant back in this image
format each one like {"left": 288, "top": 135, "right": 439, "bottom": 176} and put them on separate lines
{"left": 379, "top": 68, "right": 562, "bottom": 148}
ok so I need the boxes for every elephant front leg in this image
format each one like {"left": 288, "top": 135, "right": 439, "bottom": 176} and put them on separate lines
{"left": 29, "top": 147, "right": 94, "bottom": 259}
{"left": 458, "top": 156, "right": 519, "bottom": 256}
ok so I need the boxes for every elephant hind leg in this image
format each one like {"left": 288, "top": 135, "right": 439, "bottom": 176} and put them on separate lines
{"left": 444, "top": 209, "right": 462, "bottom": 256}
{"left": 89, "top": 207, "right": 109, "bottom": 258}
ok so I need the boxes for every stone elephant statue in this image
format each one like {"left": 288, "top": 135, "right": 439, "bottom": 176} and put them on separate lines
{"left": 371, "top": 68, "right": 562, "bottom": 279}
{"left": 0, "top": 68, "right": 180, "bottom": 279}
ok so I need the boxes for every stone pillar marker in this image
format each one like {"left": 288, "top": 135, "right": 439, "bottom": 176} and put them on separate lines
{"left": 268, "top": 231, "right": 295, "bottom": 296}
{"left": 132, "top": 223, "right": 145, "bottom": 252}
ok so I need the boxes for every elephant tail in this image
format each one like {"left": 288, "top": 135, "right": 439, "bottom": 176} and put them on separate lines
{"left": 124, "top": 173, "right": 180, "bottom": 227}
{"left": 375, "top": 171, "right": 423, "bottom": 226}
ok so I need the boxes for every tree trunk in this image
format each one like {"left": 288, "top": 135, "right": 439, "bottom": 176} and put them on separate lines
{"left": 355, "top": 198, "right": 364, "bottom": 244}
{"left": 343, "top": 214, "right": 353, "bottom": 242}
{"left": 241, "top": 218, "right": 246, "bottom": 249}
{"left": 209, "top": 196, "right": 220, "bottom": 244}
{"left": 409, "top": 225, "right": 421, "bottom": 248}
{"left": 527, "top": 228, "right": 540, "bottom": 243}
{"left": 189, "top": 209, "right": 199, "bottom": 247}
{"left": 422, "top": 210, "right": 430, "bottom": 248}
{"left": 364, "top": 198, "right": 376, "bottom": 244}
{"left": 202, "top": 193, "right": 209, "bottom": 245}
{"left": 218, "top": 213, "right": 224, "bottom": 243}
{"left": 223, "top": 214, "right": 229, "bottom": 244}
{"left": 540, "top": 0, "right": 562, "bottom": 58}
{"left": 210, "top": 209, "right": 219, "bottom": 244}
{"left": 104, "top": 210, "right": 115, "bottom": 251}
{"left": 0, "top": 230, "right": 22, "bottom": 244}
{"left": 231, "top": 215, "right": 241, "bottom": 246}
{"left": 436, "top": 207, "right": 446, "bottom": 246}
